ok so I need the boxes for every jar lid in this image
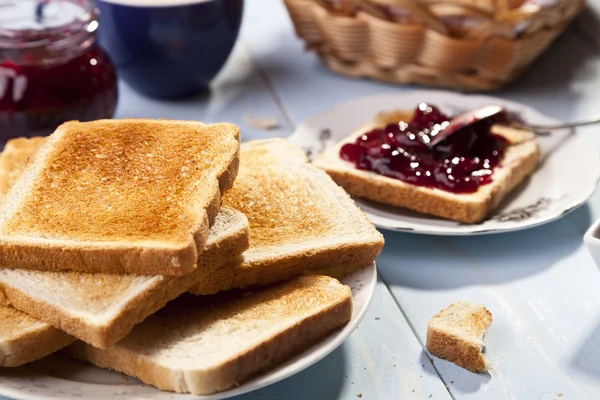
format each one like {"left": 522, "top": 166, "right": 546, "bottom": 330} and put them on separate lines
{"left": 0, "top": 0, "right": 97, "bottom": 48}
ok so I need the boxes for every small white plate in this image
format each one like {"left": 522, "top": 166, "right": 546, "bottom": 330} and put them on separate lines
{"left": 288, "top": 90, "right": 600, "bottom": 236}
{"left": 0, "top": 263, "right": 376, "bottom": 400}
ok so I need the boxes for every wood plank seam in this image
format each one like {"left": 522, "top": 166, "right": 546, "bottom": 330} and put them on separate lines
{"left": 242, "top": 40, "right": 296, "bottom": 131}
{"left": 377, "top": 273, "right": 457, "bottom": 400}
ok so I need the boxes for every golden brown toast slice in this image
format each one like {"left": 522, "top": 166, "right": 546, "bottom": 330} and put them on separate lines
{"left": 188, "top": 139, "right": 384, "bottom": 295}
{"left": 312, "top": 110, "right": 539, "bottom": 224}
{"left": 0, "top": 119, "right": 240, "bottom": 275}
{"left": 67, "top": 275, "right": 353, "bottom": 395}
{"left": 0, "top": 137, "right": 249, "bottom": 349}
{"left": 0, "top": 304, "right": 74, "bottom": 367}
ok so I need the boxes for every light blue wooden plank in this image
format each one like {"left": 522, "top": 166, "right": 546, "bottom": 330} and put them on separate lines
{"left": 114, "top": 40, "right": 293, "bottom": 142}
{"left": 240, "top": 0, "right": 415, "bottom": 125}
{"left": 235, "top": 279, "right": 452, "bottom": 400}
{"left": 378, "top": 219, "right": 600, "bottom": 399}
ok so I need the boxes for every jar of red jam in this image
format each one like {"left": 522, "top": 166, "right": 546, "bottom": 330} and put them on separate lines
{"left": 0, "top": 0, "right": 118, "bottom": 141}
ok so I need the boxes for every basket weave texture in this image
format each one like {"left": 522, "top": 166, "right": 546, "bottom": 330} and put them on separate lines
{"left": 283, "top": 0, "right": 585, "bottom": 90}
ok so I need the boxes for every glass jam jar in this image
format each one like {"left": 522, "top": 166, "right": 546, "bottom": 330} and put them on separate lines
{"left": 0, "top": 0, "right": 118, "bottom": 141}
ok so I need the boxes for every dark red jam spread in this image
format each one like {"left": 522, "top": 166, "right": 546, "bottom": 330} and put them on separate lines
{"left": 339, "top": 103, "right": 509, "bottom": 194}
{"left": 0, "top": 0, "right": 118, "bottom": 140}
{"left": 0, "top": 46, "right": 118, "bottom": 139}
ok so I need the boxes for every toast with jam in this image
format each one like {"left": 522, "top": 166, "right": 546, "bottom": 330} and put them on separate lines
{"left": 0, "top": 119, "right": 240, "bottom": 275}
{"left": 313, "top": 104, "right": 540, "bottom": 224}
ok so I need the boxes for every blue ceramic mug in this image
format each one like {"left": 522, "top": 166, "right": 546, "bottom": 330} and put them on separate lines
{"left": 95, "top": 0, "right": 243, "bottom": 98}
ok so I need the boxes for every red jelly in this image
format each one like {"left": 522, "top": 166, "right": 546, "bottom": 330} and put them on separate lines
{"left": 340, "top": 103, "right": 509, "bottom": 194}
{"left": 0, "top": 0, "right": 118, "bottom": 141}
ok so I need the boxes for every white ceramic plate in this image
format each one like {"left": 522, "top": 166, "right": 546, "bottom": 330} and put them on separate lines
{"left": 288, "top": 90, "right": 600, "bottom": 235}
{"left": 0, "top": 262, "right": 376, "bottom": 400}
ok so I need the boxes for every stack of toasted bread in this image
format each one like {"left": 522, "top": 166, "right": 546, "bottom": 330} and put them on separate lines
{"left": 0, "top": 120, "right": 384, "bottom": 395}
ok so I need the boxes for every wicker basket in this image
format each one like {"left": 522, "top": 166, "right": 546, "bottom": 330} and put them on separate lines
{"left": 283, "top": 0, "right": 585, "bottom": 90}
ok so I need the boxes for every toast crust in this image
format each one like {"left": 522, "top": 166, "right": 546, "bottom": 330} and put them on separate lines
{"left": 313, "top": 114, "right": 540, "bottom": 224}
{"left": 0, "top": 207, "right": 249, "bottom": 348}
{"left": 0, "top": 120, "right": 240, "bottom": 275}
{"left": 67, "top": 276, "right": 353, "bottom": 395}
{"left": 189, "top": 139, "right": 384, "bottom": 295}
{"left": 0, "top": 305, "right": 74, "bottom": 367}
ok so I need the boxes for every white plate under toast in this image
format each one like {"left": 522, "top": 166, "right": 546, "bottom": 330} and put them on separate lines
{"left": 0, "top": 263, "right": 376, "bottom": 400}
{"left": 289, "top": 90, "right": 600, "bottom": 236}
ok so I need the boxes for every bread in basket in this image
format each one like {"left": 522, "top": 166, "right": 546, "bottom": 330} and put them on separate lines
{"left": 283, "top": 0, "right": 585, "bottom": 90}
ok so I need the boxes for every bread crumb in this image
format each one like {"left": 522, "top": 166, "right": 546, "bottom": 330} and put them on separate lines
{"left": 245, "top": 115, "right": 279, "bottom": 131}
{"left": 356, "top": 394, "right": 362, "bottom": 398}
{"left": 427, "top": 301, "right": 492, "bottom": 373}
{"left": 558, "top": 394, "right": 563, "bottom": 398}
{"left": 393, "top": 364, "right": 397, "bottom": 367}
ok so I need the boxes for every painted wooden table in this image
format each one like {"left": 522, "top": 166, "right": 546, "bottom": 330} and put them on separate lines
{"left": 7, "top": 0, "right": 600, "bottom": 399}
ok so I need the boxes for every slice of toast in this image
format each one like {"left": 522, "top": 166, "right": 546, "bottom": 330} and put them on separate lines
{"left": 67, "top": 275, "right": 352, "bottom": 395}
{"left": 0, "top": 305, "right": 74, "bottom": 367}
{"left": 0, "top": 137, "right": 249, "bottom": 348}
{"left": 188, "top": 138, "right": 384, "bottom": 295}
{"left": 312, "top": 110, "right": 540, "bottom": 224}
{"left": 0, "top": 119, "right": 240, "bottom": 275}
{"left": 426, "top": 301, "right": 493, "bottom": 372}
